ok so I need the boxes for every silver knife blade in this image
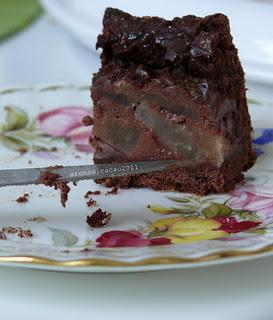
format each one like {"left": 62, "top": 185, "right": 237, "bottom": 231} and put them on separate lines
{"left": 0, "top": 160, "right": 178, "bottom": 187}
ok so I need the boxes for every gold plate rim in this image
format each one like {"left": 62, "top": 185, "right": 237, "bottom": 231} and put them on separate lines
{"left": 0, "top": 243, "right": 273, "bottom": 269}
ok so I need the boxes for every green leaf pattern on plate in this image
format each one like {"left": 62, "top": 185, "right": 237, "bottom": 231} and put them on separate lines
{"left": 1, "top": 106, "right": 29, "bottom": 131}
{"left": 202, "top": 202, "right": 232, "bottom": 218}
{"left": 148, "top": 194, "right": 261, "bottom": 221}
{"left": 0, "top": 105, "right": 66, "bottom": 152}
{"left": 48, "top": 228, "right": 79, "bottom": 247}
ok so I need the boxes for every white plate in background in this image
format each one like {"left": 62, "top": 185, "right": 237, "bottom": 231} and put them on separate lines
{"left": 41, "top": 0, "right": 273, "bottom": 83}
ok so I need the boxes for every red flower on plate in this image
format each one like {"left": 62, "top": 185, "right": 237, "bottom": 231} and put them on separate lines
{"left": 216, "top": 217, "right": 261, "bottom": 234}
{"left": 38, "top": 106, "right": 94, "bottom": 152}
{"left": 96, "top": 230, "right": 171, "bottom": 248}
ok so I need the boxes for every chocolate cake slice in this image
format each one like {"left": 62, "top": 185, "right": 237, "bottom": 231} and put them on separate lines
{"left": 91, "top": 8, "right": 256, "bottom": 195}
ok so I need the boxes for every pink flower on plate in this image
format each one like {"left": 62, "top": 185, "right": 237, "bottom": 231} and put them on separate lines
{"left": 229, "top": 184, "right": 273, "bottom": 217}
{"left": 33, "top": 150, "right": 59, "bottom": 160}
{"left": 38, "top": 106, "right": 94, "bottom": 152}
{"left": 96, "top": 230, "right": 171, "bottom": 248}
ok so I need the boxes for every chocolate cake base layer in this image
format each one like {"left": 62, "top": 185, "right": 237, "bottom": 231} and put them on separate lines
{"left": 95, "top": 154, "right": 248, "bottom": 195}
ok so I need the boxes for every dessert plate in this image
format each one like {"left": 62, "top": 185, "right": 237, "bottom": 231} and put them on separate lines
{"left": 0, "top": 84, "right": 272, "bottom": 273}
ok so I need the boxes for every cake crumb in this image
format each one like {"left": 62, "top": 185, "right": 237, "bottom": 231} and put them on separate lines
{"left": 2, "top": 226, "right": 17, "bottom": 234}
{"left": 16, "top": 193, "right": 29, "bottom": 203}
{"left": 81, "top": 247, "right": 92, "bottom": 252}
{"left": 82, "top": 115, "right": 93, "bottom": 126}
{"left": 38, "top": 166, "right": 70, "bottom": 207}
{"left": 27, "top": 216, "right": 46, "bottom": 223}
{"left": 105, "top": 187, "right": 118, "bottom": 195}
{"left": 84, "top": 190, "right": 101, "bottom": 198}
{"left": 17, "top": 229, "right": 33, "bottom": 238}
{"left": 0, "top": 231, "right": 6, "bottom": 240}
{"left": 89, "top": 136, "right": 95, "bottom": 145}
{"left": 86, "top": 198, "right": 97, "bottom": 207}
{"left": 18, "top": 147, "right": 28, "bottom": 154}
{"left": 59, "top": 183, "right": 71, "bottom": 208}
{"left": 84, "top": 191, "right": 92, "bottom": 199}
{"left": 1, "top": 226, "right": 33, "bottom": 239}
{"left": 86, "top": 209, "right": 112, "bottom": 228}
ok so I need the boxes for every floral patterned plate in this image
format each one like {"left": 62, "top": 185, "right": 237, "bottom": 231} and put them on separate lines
{"left": 0, "top": 84, "right": 273, "bottom": 273}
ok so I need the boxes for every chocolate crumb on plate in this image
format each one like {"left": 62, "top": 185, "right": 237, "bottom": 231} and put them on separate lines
{"left": 58, "top": 182, "right": 70, "bottom": 208}
{"left": 86, "top": 208, "right": 112, "bottom": 228}
{"left": 2, "top": 226, "right": 18, "bottom": 234}
{"left": 105, "top": 187, "right": 118, "bottom": 195}
{"left": 0, "top": 231, "right": 6, "bottom": 240}
{"left": 17, "top": 228, "right": 33, "bottom": 238}
{"left": 16, "top": 193, "right": 29, "bottom": 203}
{"left": 81, "top": 248, "right": 92, "bottom": 252}
{"left": 86, "top": 198, "right": 97, "bottom": 207}
{"left": 84, "top": 190, "right": 101, "bottom": 198}
{"left": 82, "top": 115, "right": 94, "bottom": 126}
{"left": 91, "top": 190, "right": 101, "bottom": 195}
{"left": 38, "top": 166, "right": 71, "bottom": 207}
{"left": 1, "top": 226, "right": 33, "bottom": 239}
{"left": 84, "top": 191, "right": 92, "bottom": 198}
{"left": 27, "top": 216, "right": 46, "bottom": 223}
{"left": 18, "top": 147, "right": 28, "bottom": 155}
